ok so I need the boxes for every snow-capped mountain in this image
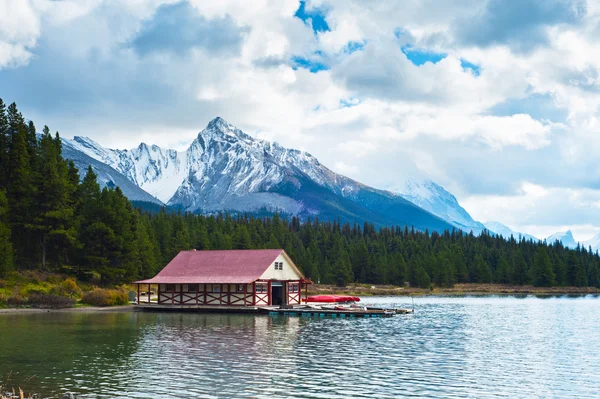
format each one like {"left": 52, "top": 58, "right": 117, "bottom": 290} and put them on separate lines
{"left": 544, "top": 231, "right": 600, "bottom": 252}
{"left": 61, "top": 140, "right": 164, "bottom": 205}
{"left": 546, "top": 230, "right": 578, "bottom": 249}
{"left": 63, "top": 117, "right": 453, "bottom": 232}
{"left": 582, "top": 234, "right": 600, "bottom": 252}
{"left": 484, "top": 221, "right": 539, "bottom": 242}
{"left": 399, "top": 180, "right": 487, "bottom": 234}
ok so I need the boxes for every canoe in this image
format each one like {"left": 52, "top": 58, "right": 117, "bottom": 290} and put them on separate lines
{"left": 303, "top": 295, "right": 360, "bottom": 303}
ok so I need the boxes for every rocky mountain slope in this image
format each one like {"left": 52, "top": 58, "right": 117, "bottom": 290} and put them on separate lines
{"left": 63, "top": 117, "right": 453, "bottom": 232}
{"left": 399, "top": 180, "right": 487, "bottom": 235}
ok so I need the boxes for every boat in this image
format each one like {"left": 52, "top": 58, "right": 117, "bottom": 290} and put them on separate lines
{"left": 303, "top": 295, "right": 360, "bottom": 303}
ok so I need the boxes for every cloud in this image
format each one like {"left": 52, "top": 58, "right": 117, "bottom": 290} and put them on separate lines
{"left": 129, "top": 1, "right": 247, "bottom": 57}
{"left": 0, "top": 0, "right": 40, "bottom": 68}
{"left": 462, "top": 182, "right": 600, "bottom": 240}
{"left": 454, "top": 0, "right": 587, "bottom": 52}
{"left": 3, "top": 0, "right": 600, "bottom": 239}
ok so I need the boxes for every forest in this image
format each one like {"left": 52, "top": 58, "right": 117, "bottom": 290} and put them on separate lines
{"left": 0, "top": 97, "right": 598, "bottom": 289}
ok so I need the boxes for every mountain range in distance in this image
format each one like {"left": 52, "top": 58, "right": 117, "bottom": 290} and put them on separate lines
{"left": 60, "top": 117, "right": 599, "bottom": 252}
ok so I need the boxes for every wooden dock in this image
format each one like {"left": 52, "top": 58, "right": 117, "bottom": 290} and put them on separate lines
{"left": 136, "top": 303, "right": 414, "bottom": 318}
{"left": 267, "top": 307, "right": 398, "bottom": 318}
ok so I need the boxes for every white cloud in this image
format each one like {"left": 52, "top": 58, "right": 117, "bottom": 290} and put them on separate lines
{"left": 0, "top": 0, "right": 40, "bottom": 68}
{"left": 462, "top": 182, "right": 600, "bottom": 240}
{"left": 3, "top": 0, "right": 600, "bottom": 238}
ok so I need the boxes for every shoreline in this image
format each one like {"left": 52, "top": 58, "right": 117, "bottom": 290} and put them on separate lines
{"left": 1, "top": 284, "right": 598, "bottom": 315}
{"left": 0, "top": 305, "right": 136, "bottom": 314}
{"left": 308, "top": 283, "right": 600, "bottom": 297}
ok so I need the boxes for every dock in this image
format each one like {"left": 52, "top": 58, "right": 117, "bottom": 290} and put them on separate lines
{"left": 268, "top": 307, "right": 397, "bottom": 318}
{"left": 136, "top": 303, "right": 414, "bottom": 318}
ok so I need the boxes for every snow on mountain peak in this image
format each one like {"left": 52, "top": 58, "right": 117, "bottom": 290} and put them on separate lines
{"left": 484, "top": 221, "right": 538, "bottom": 242}
{"left": 65, "top": 117, "right": 362, "bottom": 211}
{"left": 399, "top": 179, "right": 486, "bottom": 234}
{"left": 546, "top": 230, "right": 578, "bottom": 248}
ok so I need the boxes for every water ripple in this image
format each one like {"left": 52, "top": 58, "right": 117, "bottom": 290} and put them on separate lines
{"left": 1, "top": 296, "right": 600, "bottom": 398}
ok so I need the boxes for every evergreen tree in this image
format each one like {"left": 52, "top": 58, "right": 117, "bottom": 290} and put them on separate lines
{"left": 415, "top": 264, "right": 431, "bottom": 288}
{"left": 496, "top": 254, "right": 511, "bottom": 284}
{"left": 532, "top": 247, "right": 555, "bottom": 287}
{"left": 233, "top": 225, "right": 253, "bottom": 249}
{"left": 512, "top": 250, "right": 529, "bottom": 285}
{"left": 0, "top": 190, "right": 12, "bottom": 277}
{"left": 0, "top": 99, "right": 9, "bottom": 189}
{"left": 6, "top": 104, "right": 34, "bottom": 268}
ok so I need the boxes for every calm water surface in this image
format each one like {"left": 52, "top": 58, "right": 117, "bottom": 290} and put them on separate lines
{"left": 1, "top": 296, "right": 599, "bottom": 398}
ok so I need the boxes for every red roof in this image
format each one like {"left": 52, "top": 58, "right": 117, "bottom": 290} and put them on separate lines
{"left": 134, "top": 249, "right": 287, "bottom": 284}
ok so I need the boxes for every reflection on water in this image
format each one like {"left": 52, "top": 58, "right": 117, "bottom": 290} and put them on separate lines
{"left": 1, "top": 296, "right": 600, "bottom": 398}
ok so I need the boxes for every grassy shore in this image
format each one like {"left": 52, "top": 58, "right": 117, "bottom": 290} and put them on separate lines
{"left": 308, "top": 283, "right": 600, "bottom": 297}
{"left": 2, "top": 271, "right": 598, "bottom": 312}
{"left": 0, "top": 271, "right": 131, "bottom": 309}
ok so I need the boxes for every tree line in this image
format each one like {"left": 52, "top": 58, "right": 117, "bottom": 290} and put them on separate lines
{"left": 0, "top": 98, "right": 598, "bottom": 288}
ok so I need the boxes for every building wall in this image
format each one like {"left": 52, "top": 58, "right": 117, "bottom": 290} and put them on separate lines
{"left": 258, "top": 253, "right": 303, "bottom": 280}
{"left": 156, "top": 281, "right": 302, "bottom": 306}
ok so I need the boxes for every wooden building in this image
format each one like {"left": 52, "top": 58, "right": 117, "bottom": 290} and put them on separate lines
{"left": 134, "top": 249, "right": 309, "bottom": 307}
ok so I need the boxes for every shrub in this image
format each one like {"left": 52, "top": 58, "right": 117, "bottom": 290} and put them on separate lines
{"left": 81, "top": 288, "right": 128, "bottom": 306}
{"left": 6, "top": 294, "right": 26, "bottom": 306}
{"left": 50, "top": 278, "right": 82, "bottom": 298}
{"left": 27, "top": 293, "right": 76, "bottom": 309}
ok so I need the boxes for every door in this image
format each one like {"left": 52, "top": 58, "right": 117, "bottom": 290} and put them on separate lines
{"left": 270, "top": 282, "right": 286, "bottom": 306}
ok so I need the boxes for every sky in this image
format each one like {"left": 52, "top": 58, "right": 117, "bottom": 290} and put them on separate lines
{"left": 1, "top": 0, "right": 600, "bottom": 241}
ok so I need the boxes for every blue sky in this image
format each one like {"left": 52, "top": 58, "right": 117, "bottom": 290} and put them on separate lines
{"left": 1, "top": 0, "right": 599, "bottom": 240}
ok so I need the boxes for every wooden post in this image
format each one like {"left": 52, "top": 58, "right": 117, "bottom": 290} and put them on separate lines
{"left": 179, "top": 283, "right": 183, "bottom": 305}
{"left": 147, "top": 284, "right": 150, "bottom": 304}
{"left": 157, "top": 284, "right": 161, "bottom": 304}
{"left": 304, "top": 281, "right": 308, "bottom": 303}
{"left": 267, "top": 280, "right": 272, "bottom": 306}
{"left": 137, "top": 284, "right": 140, "bottom": 305}
{"left": 252, "top": 282, "right": 256, "bottom": 306}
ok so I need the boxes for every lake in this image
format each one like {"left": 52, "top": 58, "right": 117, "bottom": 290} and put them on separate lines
{"left": 1, "top": 296, "right": 599, "bottom": 398}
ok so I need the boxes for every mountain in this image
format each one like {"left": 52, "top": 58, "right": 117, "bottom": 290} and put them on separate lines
{"left": 62, "top": 117, "right": 453, "bottom": 232}
{"left": 546, "top": 230, "right": 578, "bottom": 248}
{"left": 484, "top": 221, "right": 539, "bottom": 242}
{"left": 582, "top": 234, "right": 600, "bottom": 252}
{"left": 61, "top": 139, "right": 164, "bottom": 206}
{"left": 399, "top": 180, "right": 487, "bottom": 234}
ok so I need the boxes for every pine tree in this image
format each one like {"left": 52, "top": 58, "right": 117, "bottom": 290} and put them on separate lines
{"left": 233, "top": 225, "right": 253, "bottom": 249}
{"left": 415, "top": 264, "right": 431, "bottom": 288}
{"left": 0, "top": 99, "right": 9, "bottom": 189}
{"left": 333, "top": 251, "right": 353, "bottom": 287}
{"left": 532, "top": 247, "right": 555, "bottom": 287}
{"left": 33, "top": 129, "right": 75, "bottom": 269}
{"left": 0, "top": 189, "right": 12, "bottom": 277}
{"left": 6, "top": 104, "right": 34, "bottom": 268}
{"left": 496, "top": 254, "right": 511, "bottom": 284}
{"left": 512, "top": 250, "right": 529, "bottom": 285}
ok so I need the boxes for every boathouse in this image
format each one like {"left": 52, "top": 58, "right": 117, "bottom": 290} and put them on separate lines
{"left": 134, "top": 249, "right": 309, "bottom": 307}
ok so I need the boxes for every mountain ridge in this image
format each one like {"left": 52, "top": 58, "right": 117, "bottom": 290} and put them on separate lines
{"left": 62, "top": 117, "right": 454, "bottom": 232}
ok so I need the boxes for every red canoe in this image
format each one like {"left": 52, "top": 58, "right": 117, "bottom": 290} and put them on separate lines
{"left": 303, "top": 295, "right": 360, "bottom": 303}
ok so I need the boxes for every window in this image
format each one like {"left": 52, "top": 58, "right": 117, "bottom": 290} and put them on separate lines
{"left": 188, "top": 284, "right": 197, "bottom": 293}
{"left": 289, "top": 283, "right": 299, "bottom": 293}
{"left": 274, "top": 262, "right": 283, "bottom": 270}
{"left": 255, "top": 284, "right": 267, "bottom": 293}
{"left": 236, "top": 284, "right": 245, "bottom": 292}
{"left": 165, "top": 284, "right": 175, "bottom": 292}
